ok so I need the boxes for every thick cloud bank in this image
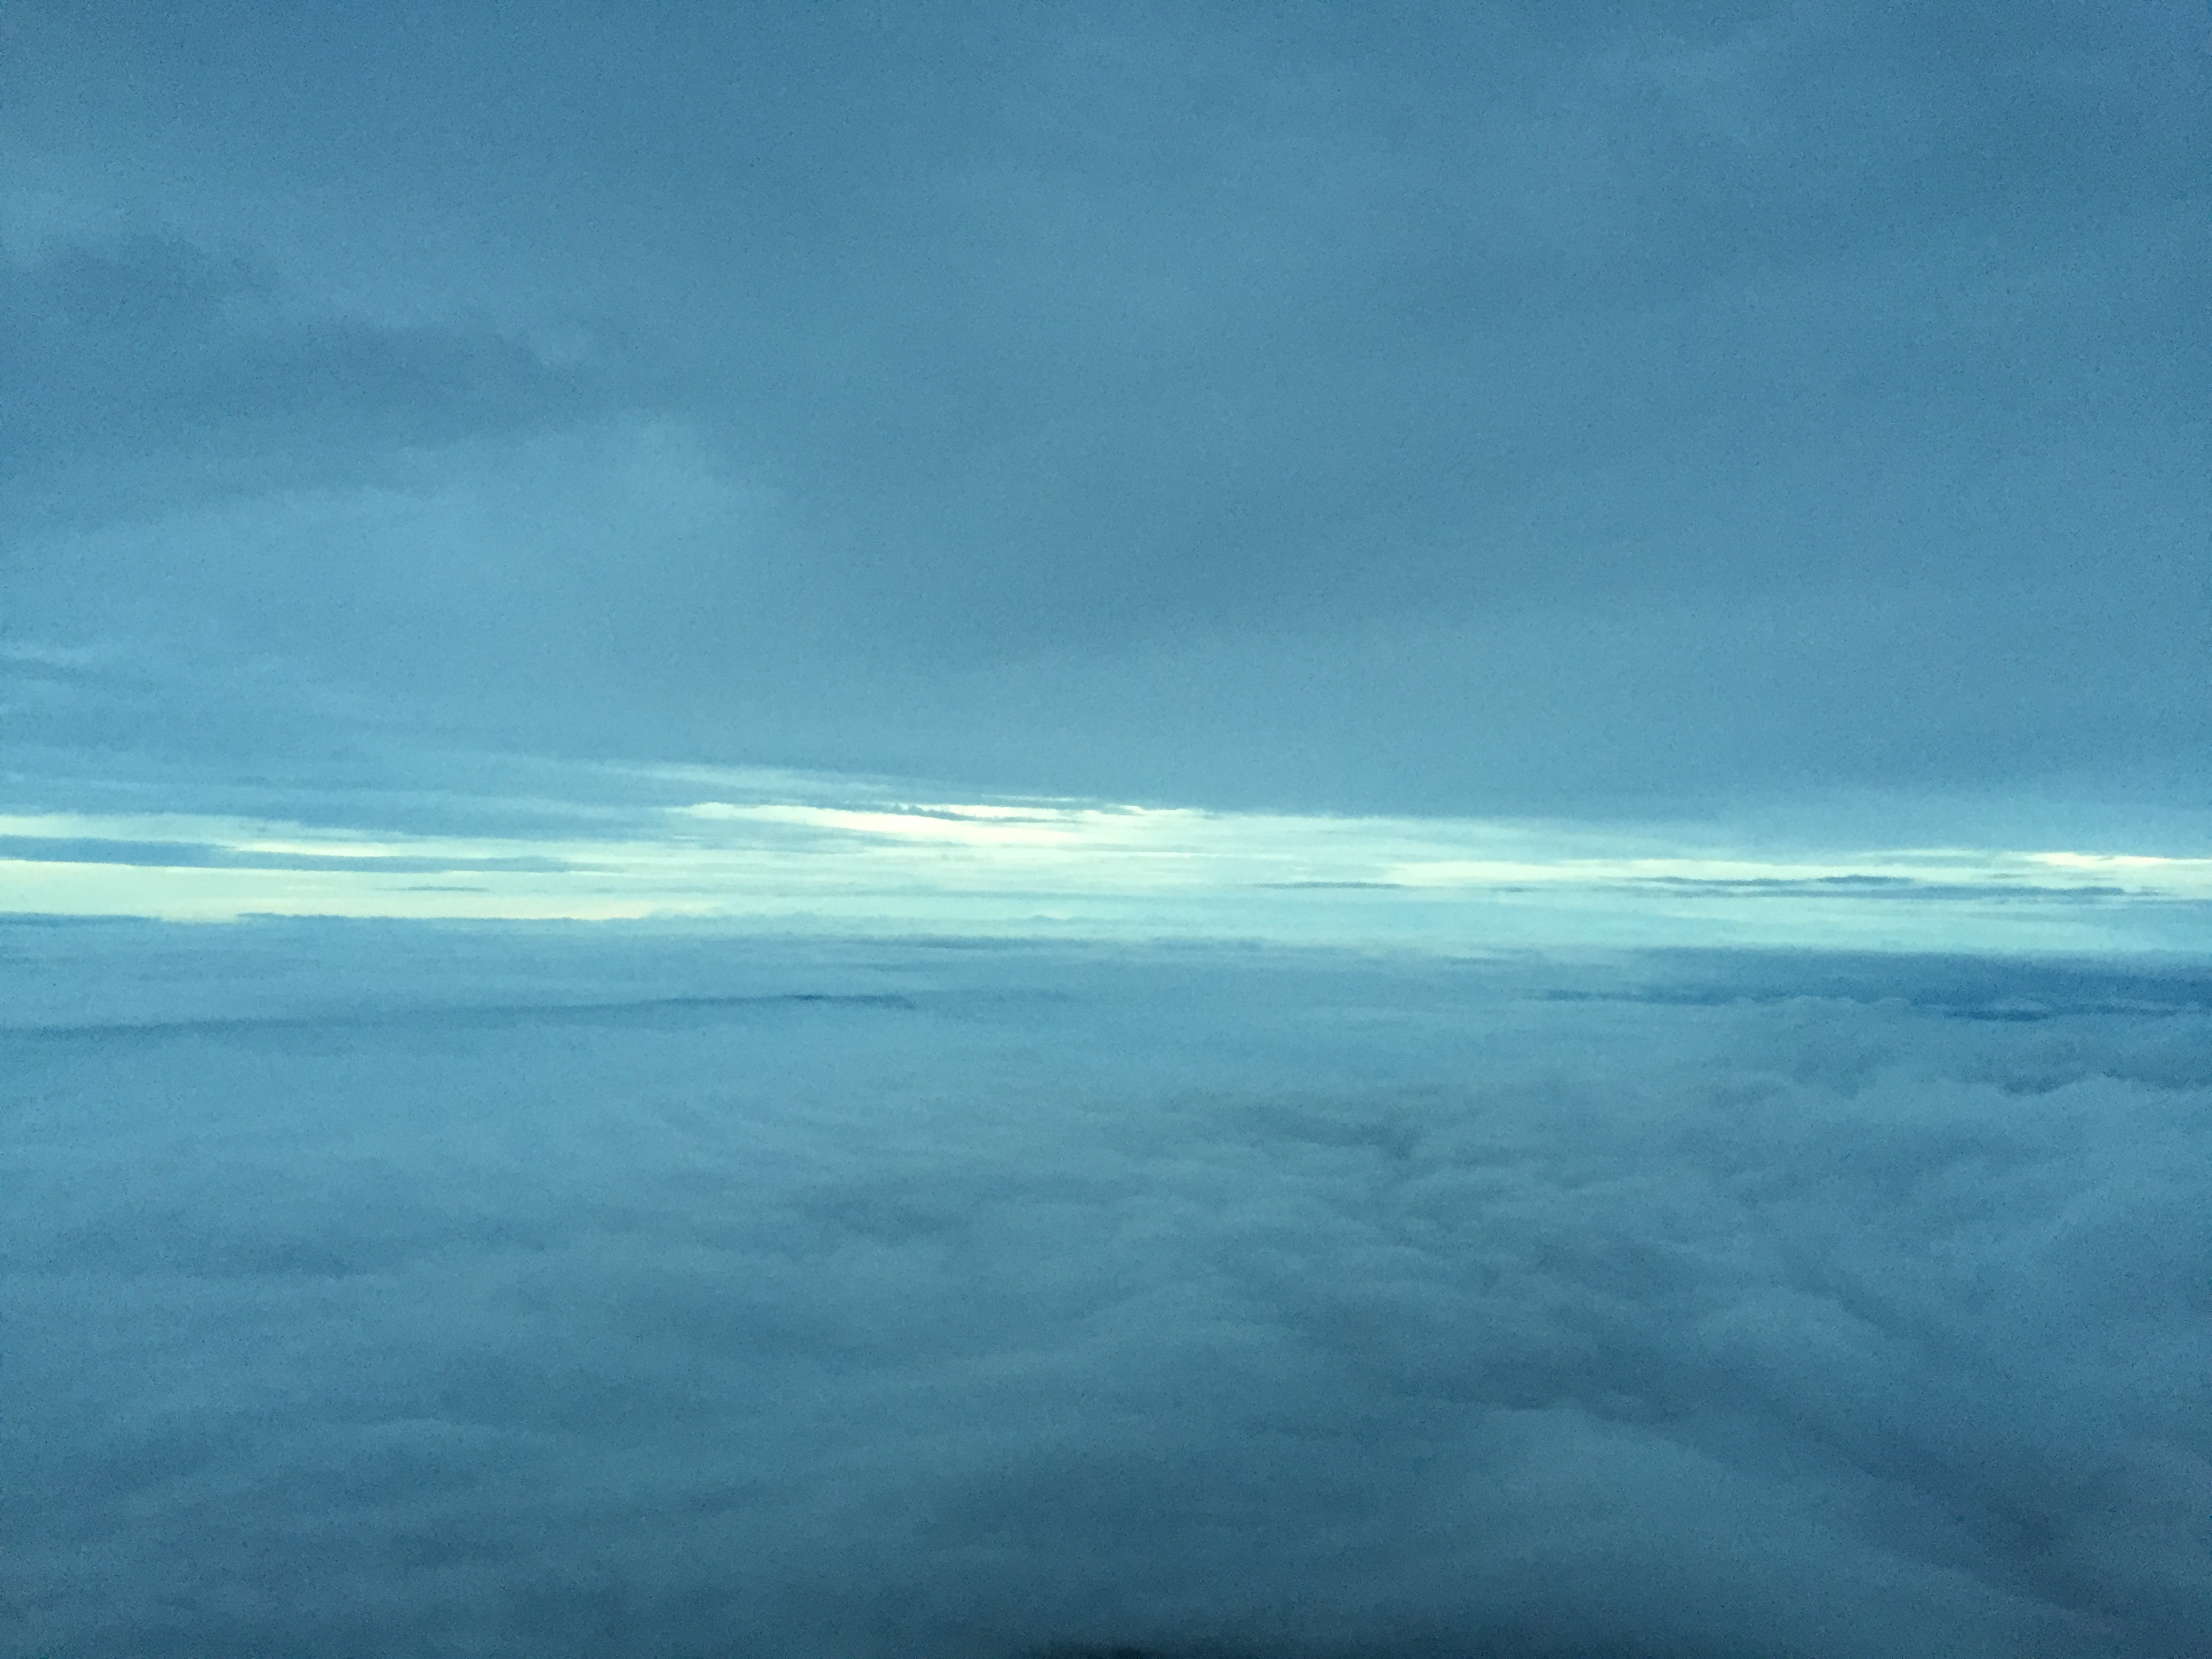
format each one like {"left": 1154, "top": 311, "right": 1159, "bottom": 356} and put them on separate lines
{"left": 5, "top": 922, "right": 2209, "bottom": 1658}
{"left": 5, "top": 3, "right": 2205, "bottom": 811}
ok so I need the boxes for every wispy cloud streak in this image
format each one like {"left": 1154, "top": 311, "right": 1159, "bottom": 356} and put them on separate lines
{"left": 4, "top": 765, "right": 2206, "bottom": 951}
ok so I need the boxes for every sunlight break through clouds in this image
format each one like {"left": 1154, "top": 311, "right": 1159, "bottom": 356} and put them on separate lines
{"left": 3, "top": 769, "right": 2207, "bottom": 953}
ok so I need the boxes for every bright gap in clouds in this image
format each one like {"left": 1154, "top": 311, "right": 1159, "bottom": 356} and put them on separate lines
{"left": 1, "top": 757, "right": 2207, "bottom": 953}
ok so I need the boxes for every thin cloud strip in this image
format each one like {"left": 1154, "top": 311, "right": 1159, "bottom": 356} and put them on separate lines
{"left": 5, "top": 783, "right": 2207, "bottom": 952}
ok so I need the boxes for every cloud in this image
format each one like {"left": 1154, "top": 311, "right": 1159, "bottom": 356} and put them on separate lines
{"left": 2, "top": 2, "right": 2203, "bottom": 811}
{"left": 0, "top": 834, "right": 581, "bottom": 874}
{"left": 5, "top": 923, "right": 2207, "bottom": 1657}
{"left": 9, "top": 766, "right": 2210, "bottom": 951}
{"left": 0, "top": 232, "right": 610, "bottom": 524}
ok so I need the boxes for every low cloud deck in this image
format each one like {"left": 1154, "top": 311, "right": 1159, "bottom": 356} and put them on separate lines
{"left": 6, "top": 920, "right": 2207, "bottom": 1658}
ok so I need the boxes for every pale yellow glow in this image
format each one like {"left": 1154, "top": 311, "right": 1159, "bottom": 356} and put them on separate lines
{"left": 2, "top": 790, "right": 2206, "bottom": 951}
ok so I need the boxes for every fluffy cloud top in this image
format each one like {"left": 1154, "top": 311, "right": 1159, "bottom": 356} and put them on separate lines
{"left": 7, "top": 921, "right": 2207, "bottom": 1658}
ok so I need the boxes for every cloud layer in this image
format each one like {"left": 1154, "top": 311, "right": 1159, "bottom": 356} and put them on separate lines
{"left": 7, "top": 922, "right": 2208, "bottom": 1657}
{"left": 3, "top": 2, "right": 2205, "bottom": 811}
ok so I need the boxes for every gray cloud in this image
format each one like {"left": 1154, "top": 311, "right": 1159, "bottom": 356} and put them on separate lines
{"left": 5, "top": 922, "right": 2209, "bottom": 1658}
{"left": 0, "top": 233, "right": 609, "bottom": 531}
{"left": 1, "top": 1, "right": 2204, "bottom": 811}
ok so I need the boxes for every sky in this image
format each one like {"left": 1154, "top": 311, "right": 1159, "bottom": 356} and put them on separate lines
{"left": 4, "top": 757, "right": 2212, "bottom": 953}
{"left": 3, "top": 1, "right": 2206, "bottom": 830}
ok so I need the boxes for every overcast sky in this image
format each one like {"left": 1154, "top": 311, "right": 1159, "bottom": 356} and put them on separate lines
{"left": 3, "top": 1, "right": 2206, "bottom": 817}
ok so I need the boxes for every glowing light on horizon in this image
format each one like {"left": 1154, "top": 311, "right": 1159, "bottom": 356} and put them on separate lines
{"left": 4, "top": 777, "right": 2209, "bottom": 954}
